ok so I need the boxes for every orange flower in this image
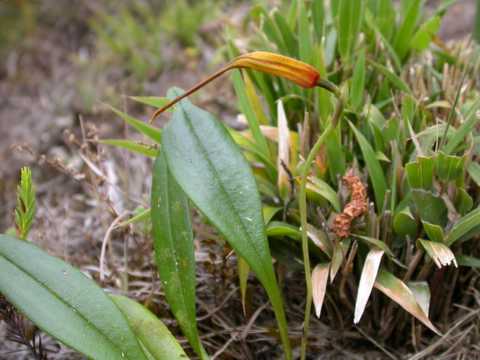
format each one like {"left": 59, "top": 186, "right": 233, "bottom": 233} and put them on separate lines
{"left": 232, "top": 51, "right": 320, "bottom": 88}
{"left": 149, "top": 51, "right": 334, "bottom": 123}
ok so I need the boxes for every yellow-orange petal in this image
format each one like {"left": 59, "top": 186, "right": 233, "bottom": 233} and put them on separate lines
{"left": 231, "top": 51, "right": 320, "bottom": 88}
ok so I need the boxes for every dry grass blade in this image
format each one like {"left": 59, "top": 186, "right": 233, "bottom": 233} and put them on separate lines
{"left": 312, "top": 263, "right": 330, "bottom": 318}
{"left": 418, "top": 240, "right": 458, "bottom": 268}
{"left": 374, "top": 269, "right": 440, "bottom": 335}
{"left": 277, "top": 100, "right": 291, "bottom": 200}
{"left": 354, "top": 249, "right": 384, "bottom": 324}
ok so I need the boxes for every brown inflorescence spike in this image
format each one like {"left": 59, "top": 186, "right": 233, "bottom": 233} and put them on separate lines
{"left": 333, "top": 170, "right": 368, "bottom": 238}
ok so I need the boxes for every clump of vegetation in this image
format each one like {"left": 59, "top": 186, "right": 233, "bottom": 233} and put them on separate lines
{"left": 1, "top": 1, "right": 480, "bottom": 360}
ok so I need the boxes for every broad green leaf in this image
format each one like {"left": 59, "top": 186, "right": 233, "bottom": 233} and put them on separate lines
{"left": 393, "top": 207, "right": 418, "bottom": 236}
{"left": 0, "top": 235, "right": 147, "bottom": 360}
{"left": 312, "top": 263, "right": 330, "bottom": 318}
{"left": 446, "top": 207, "right": 480, "bottom": 245}
{"left": 267, "top": 221, "right": 300, "bottom": 239}
{"left": 411, "top": 189, "right": 448, "bottom": 227}
{"left": 100, "top": 139, "right": 158, "bottom": 157}
{"left": 374, "top": 269, "right": 440, "bottom": 334}
{"left": 111, "top": 295, "right": 188, "bottom": 360}
{"left": 151, "top": 152, "right": 207, "bottom": 359}
{"left": 130, "top": 96, "right": 169, "bottom": 109}
{"left": 354, "top": 249, "right": 384, "bottom": 323}
{"left": 422, "top": 221, "right": 444, "bottom": 243}
{"left": 162, "top": 88, "right": 291, "bottom": 358}
{"left": 405, "top": 156, "right": 434, "bottom": 190}
{"left": 418, "top": 239, "right": 457, "bottom": 268}
{"left": 107, "top": 104, "right": 162, "bottom": 143}
{"left": 262, "top": 206, "right": 282, "bottom": 224}
{"left": 349, "top": 121, "right": 388, "bottom": 211}
{"left": 435, "top": 152, "right": 465, "bottom": 183}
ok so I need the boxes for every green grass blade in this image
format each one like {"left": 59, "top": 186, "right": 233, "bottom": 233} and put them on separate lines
{"left": 151, "top": 152, "right": 207, "bottom": 359}
{"left": 100, "top": 139, "right": 158, "bottom": 157}
{"left": 111, "top": 295, "right": 189, "bottom": 360}
{"left": 337, "top": 0, "right": 365, "bottom": 62}
{"left": 349, "top": 121, "right": 388, "bottom": 211}
{"left": 162, "top": 88, "right": 291, "bottom": 359}
{"left": 446, "top": 206, "right": 480, "bottom": 245}
{"left": 0, "top": 235, "right": 148, "bottom": 360}
{"left": 444, "top": 98, "right": 480, "bottom": 154}
{"left": 130, "top": 96, "right": 169, "bottom": 109}
{"left": 107, "top": 104, "right": 162, "bottom": 143}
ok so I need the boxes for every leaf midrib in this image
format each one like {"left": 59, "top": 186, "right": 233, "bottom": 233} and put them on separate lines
{"left": 0, "top": 251, "right": 124, "bottom": 357}
{"left": 177, "top": 103, "right": 271, "bottom": 284}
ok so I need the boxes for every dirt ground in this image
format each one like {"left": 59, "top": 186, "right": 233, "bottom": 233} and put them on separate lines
{"left": 0, "top": 0, "right": 478, "bottom": 359}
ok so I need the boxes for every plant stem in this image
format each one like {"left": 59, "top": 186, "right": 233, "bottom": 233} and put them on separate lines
{"left": 299, "top": 89, "right": 343, "bottom": 360}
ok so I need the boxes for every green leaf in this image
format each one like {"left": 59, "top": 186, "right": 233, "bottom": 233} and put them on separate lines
{"left": 393, "top": 0, "right": 422, "bottom": 60}
{"left": 130, "top": 96, "right": 169, "bottom": 109}
{"left": 306, "top": 176, "right": 341, "bottom": 212}
{"left": 411, "top": 189, "right": 448, "bottom": 227}
{"left": 0, "top": 235, "right": 147, "bottom": 360}
{"left": 446, "top": 206, "right": 480, "bottom": 245}
{"left": 100, "top": 139, "right": 158, "bottom": 157}
{"left": 410, "top": 16, "right": 441, "bottom": 51}
{"left": 353, "top": 235, "right": 395, "bottom": 258}
{"left": 444, "top": 98, "right": 480, "bottom": 154}
{"left": 455, "top": 188, "right": 473, "bottom": 215}
{"left": 369, "top": 61, "right": 412, "bottom": 94}
{"left": 393, "top": 207, "right": 418, "bottom": 236}
{"left": 435, "top": 152, "right": 465, "bottom": 183}
{"left": 457, "top": 255, "right": 480, "bottom": 268}
{"left": 468, "top": 161, "right": 480, "bottom": 187}
{"left": 337, "top": 0, "right": 365, "bottom": 62}
{"left": 405, "top": 156, "right": 434, "bottom": 190}
{"left": 349, "top": 121, "right": 388, "bottom": 211}
{"left": 111, "top": 295, "right": 188, "bottom": 360}
{"left": 312, "top": 0, "right": 325, "bottom": 41}
{"left": 162, "top": 88, "right": 291, "bottom": 358}
{"left": 274, "top": 11, "right": 298, "bottom": 57}
{"left": 107, "top": 104, "right": 162, "bottom": 143}
{"left": 350, "top": 48, "right": 366, "bottom": 111}
{"left": 422, "top": 221, "right": 444, "bottom": 243}
{"left": 151, "top": 152, "right": 207, "bottom": 359}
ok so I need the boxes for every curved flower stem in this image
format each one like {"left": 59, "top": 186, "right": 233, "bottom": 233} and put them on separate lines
{"left": 299, "top": 87, "right": 343, "bottom": 360}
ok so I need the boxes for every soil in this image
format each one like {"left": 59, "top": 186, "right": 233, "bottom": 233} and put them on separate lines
{"left": 0, "top": 0, "right": 478, "bottom": 359}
